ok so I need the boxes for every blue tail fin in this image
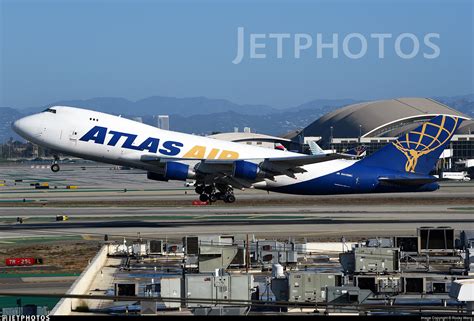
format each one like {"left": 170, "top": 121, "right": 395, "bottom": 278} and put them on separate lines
{"left": 359, "top": 115, "right": 462, "bottom": 174}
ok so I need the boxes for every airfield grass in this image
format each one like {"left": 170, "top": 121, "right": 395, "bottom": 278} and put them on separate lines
{"left": 0, "top": 236, "right": 83, "bottom": 244}
{"left": 0, "top": 296, "right": 59, "bottom": 309}
{"left": 0, "top": 240, "right": 99, "bottom": 274}
{"left": 448, "top": 207, "right": 474, "bottom": 211}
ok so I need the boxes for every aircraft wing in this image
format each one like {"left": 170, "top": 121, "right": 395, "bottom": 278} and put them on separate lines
{"left": 259, "top": 153, "right": 347, "bottom": 167}
{"left": 203, "top": 153, "right": 348, "bottom": 180}
{"left": 139, "top": 153, "right": 348, "bottom": 184}
{"left": 140, "top": 153, "right": 345, "bottom": 166}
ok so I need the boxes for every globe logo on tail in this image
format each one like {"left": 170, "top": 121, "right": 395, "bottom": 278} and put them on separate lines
{"left": 392, "top": 115, "right": 459, "bottom": 173}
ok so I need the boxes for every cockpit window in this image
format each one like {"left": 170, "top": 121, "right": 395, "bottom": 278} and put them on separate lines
{"left": 43, "top": 108, "right": 57, "bottom": 114}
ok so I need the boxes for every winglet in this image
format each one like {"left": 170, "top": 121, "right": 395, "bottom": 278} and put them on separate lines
{"left": 308, "top": 141, "right": 325, "bottom": 156}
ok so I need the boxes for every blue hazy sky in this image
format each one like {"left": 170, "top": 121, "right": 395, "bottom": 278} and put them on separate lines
{"left": 1, "top": 0, "right": 473, "bottom": 108}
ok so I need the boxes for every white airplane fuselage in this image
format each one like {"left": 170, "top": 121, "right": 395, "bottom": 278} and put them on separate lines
{"left": 13, "top": 106, "right": 295, "bottom": 166}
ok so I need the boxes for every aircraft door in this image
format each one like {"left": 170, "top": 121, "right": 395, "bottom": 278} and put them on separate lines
{"left": 69, "top": 129, "right": 79, "bottom": 146}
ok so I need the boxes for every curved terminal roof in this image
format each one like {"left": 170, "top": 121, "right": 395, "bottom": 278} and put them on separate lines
{"left": 456, "top": 120, "right": 474, "bottom": 135}
{"left": 302, "top": 98, "right": 471, "bottom": 143}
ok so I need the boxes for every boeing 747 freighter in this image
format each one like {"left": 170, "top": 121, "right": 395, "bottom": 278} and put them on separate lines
{"left": 12, "top": 107, "right": 463, "bottom": 203}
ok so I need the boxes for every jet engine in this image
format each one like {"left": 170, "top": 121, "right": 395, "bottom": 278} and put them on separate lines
{"left": 232, "top": 160, "right": 261, "bottom": 180}
{"left": 147, "top": 162, "right": 195, "bottom": 182}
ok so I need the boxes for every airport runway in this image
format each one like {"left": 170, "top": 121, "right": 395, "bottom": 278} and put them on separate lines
{"left": 0, "top": 164, "right": 473, "bottom": 240}
{"left": 1, "top": 202, "right": 473, "bottom": 240}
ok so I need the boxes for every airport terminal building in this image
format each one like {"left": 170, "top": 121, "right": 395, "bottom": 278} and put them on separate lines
{"left": 296, "top": 98, "right": 474, "bottom": 168}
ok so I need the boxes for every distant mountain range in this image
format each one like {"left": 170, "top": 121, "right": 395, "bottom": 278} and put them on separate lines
{"left": 1, "top": 94, "right": 472, "bottom": 142}
{"left": 20, "top": 96, "right": 280, "bottom": 117}
{"left": 433, "top": 94, "right": 474, "bottom": 117}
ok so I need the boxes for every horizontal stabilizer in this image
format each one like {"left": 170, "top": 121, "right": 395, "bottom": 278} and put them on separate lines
{"left": 378, "top": 176, "right": 438, "bottom": 186}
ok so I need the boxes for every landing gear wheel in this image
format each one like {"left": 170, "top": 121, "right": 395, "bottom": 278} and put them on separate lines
{"left": 204, "top": 185, "right": 215, "bottom": 195}
{"left": 224, "top": 194, "right": 236, "bottom": 203}
{"left": 195, "top": 185, "right": 204, "bottom": 195}
{"left": 199, "top": 194, "right": 209, "bottom": 202}
{"left": 209, "top": 194, "right": 218, "bottom": 203}
{"left": 51, "top": 164, "right": 60, "bottom": 172}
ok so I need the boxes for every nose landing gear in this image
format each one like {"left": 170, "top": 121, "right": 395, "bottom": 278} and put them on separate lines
{"left": 51, "top": 156, "right": 60, "bottom": 172}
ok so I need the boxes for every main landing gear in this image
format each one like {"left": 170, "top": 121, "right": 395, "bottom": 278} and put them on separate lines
{"left": 195, "top": 184, "right": 235, "bottom": 203}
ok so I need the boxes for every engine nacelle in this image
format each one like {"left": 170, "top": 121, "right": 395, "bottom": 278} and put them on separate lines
{"left": 233, "top": 160, "right": 260, "bottom": 180}
{"left": 147, "top": 162, "right": 195, "bottom": 182}
{"left": 164, "top": 162, "right": 194, "bottom": 181}
{"left": 147, "top": 171, "right": 168, "bottom": 182}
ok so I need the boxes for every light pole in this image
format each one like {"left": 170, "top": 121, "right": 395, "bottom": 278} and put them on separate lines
{"left": 330, "top": 126, "right": 334, "bottom": 150}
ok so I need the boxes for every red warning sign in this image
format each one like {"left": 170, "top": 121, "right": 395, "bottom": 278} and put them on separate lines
{"left": 5, "top": 258, "right": 36, "bottom": 266}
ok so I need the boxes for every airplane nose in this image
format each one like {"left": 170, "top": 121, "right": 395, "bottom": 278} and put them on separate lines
{"left": 11, "top": 115, "right": 42, "bottom": 139}
{"left": 11, "top": 119, "right": 22, "bottom": 134}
